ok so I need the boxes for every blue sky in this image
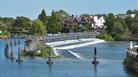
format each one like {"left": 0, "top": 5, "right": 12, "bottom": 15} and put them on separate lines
{"left": 0, "top": 0, "right": 138, "bottom": 19}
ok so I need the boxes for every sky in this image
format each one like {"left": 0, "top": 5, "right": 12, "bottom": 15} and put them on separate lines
{"left": 0, "top": 0, "right": 138, "bottom": 19}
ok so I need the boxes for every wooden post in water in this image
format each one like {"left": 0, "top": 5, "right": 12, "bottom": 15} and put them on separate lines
{"left": 47, "top": 46, "right": 53, "bottom": 64}
{"left": 4, "top": 38, "right": 9, "bottom": 58}
{"left": 16, "top": 48, "right": 23, "bottom": 63}
{"left": 92, "top": 47, "right": 99, "bottom": 64}
{"left": 10, "top": 37, "right": 15, "bottom": 60}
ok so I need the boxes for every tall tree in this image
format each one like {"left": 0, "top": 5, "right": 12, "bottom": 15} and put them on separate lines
{"left": 111, "top": 22, "right": 125, "bottom": 40}
{"left": 125, "top": 17, "right": 134, "bottom": 30}
{"left": 127, "top": 10, "right": 133, "bottom": 14}
{"left": 131, "top": 22, "right": 138, "bottom": 33}
{"left": 104, "top": 13, "right": 115, "bottom": 33}
{"left": 30, "top": 19, "right": 46, "bottom": 35}
{"left": 47, "top": 10, "right": 63, "bottom": 33}
{"left": 38, "top": 9, "right": 47, "bottom": 25}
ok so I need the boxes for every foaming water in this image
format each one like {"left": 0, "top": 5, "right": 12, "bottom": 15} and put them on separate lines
{"left": 46, "top": 38, "right": 105, "bottom": 49}
{"left": 67, "top": 50, "right": 83, "bottom": 60}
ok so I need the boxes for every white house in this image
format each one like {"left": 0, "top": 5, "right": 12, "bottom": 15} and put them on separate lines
{"left": 0, "top": 31, "right": 2, "bottom": 34}
{"left": 116, "top": 14, "right": 136, "bottom": 19}
{"left": 92, "top": 16, "right": 105, "bottom": 31}
{"left": 128, "top": 14, "right": 136, "bottom": 18}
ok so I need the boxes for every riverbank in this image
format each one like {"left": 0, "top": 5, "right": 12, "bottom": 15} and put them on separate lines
{"left": 98, "top": 33, "right": 138, "bottom": 41}
{"left": 123, "top": 58, "right": 138, "bottom": 76}
{"left": 123, "top": 41, "right": 138, "bottom": 76}
{"left": 120, "top": 34, "right": 138, "bottom": 41}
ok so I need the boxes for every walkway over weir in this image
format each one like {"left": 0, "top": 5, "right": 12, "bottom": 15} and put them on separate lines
{"left": 44, "top": 32, "right": 99, "bottom": 42}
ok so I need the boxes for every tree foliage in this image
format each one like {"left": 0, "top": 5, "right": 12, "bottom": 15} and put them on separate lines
{"left": 99, "top": 33, "right": 114, "bottom": 41}
{"left": 47, "top": 10, "right": 63, "bottom": 33}
{"left": 104, "top": 13, "right": 126, "bottom": 40}
{"left": 131, "top": 22, "right": 138, "bottom": 33}
{"left": 38, "top": 9, "right": 47, "bottom": 25}
{"left": 125, "top": 17, "right": 134, "bottom": 29}
{"left": 127, "top": 10, "right": 133, "bottom": 14}
{"left": 30, "top": 19, "right": 46, "bottom": 35}
{"left": 12, "top": 16, "right": 31, "bottom": 33}
{"left": 105, "top": 13, "right": 115, "bottom": 33}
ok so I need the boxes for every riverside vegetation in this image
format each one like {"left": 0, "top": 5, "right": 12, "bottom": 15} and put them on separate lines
{"left": 0, "top": 9, "right": 138, "bottom": 58}
{"left": 22, "top": 39, "right": 60, "bottom": 58}
{"left": 0, "top": 9, "right": 138, "bottom": 41}
{"left": 98, "top": 10, "right": 138, "bottom": 41}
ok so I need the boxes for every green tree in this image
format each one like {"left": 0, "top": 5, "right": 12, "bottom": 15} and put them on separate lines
{"left": 61, "top": 27, "right": 70, "bottom": 33}
{"left": 113, "top": 22, "right": 124, "bottom": 33}
{"left": 112, "top": 22, "right": 125, "bottom": 40}
{"left": 105, "top": 13, "right": 115, "bottom": 33}
{"left": 38, "top": 9, "right": 47, "bottom": 25}
{"left": 0, "top": 17, "right": 14, "bottom": 26}
{"left": 99, "top": 33, "right": 114, "bottom": 41}
{"left": 47, "top": 10, "right": 63, "bottom": 33}
{"left": 134, "top": 15, "right": 138, "bottom": 22}
{"left": 30, "top": 19, "right": 46, "bottom": 35}
{"left": 133, "top": 9, "right": 138, "bottom": 15}
{"left": 131, "top": 22, "right": 138, "bottom": 33}
{"left": 13, "top": 16, "right": 31, "bottom": 33}
{"left": 125, "top": 17, "right": 134, "bottom": 31}
{"left": 127, "top": 10, "right": 133, "bottom": 14}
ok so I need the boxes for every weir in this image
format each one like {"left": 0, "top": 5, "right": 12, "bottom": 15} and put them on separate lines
{"left": 52, "top": 38, "right": 105, "bottom": 50}
{"left": 52, "top": 48, "right": 59, "bottom": 56}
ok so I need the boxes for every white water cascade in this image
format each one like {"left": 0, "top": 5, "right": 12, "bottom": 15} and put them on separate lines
{"left": 67, "top": 50, "right": 83, "bottom": 60}
{"left": 52, "top": 48, "right": 59, "bottom": 56}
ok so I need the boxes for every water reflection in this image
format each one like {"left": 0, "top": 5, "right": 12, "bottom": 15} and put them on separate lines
{"left": 93, "top": 64, "right": 98, "bottom": 77}
{"left": 48, "top": 63, "right": 53, "bottom": 77}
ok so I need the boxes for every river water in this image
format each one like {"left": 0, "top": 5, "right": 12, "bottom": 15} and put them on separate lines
{"left": 0, "top": 39, "right": 135, "bottom": 77}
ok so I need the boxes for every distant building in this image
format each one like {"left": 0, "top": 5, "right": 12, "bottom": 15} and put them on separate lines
{"left": 92, "top": 14, "right": 105, "bottom": 32}
{"left": 0, "top": 31, "right": 2, "bottom": 34}
{"left": 116, "top": 14, "right": 136, "bottom": 19}
{"left": 61, "top": 14, "right": 106, "bottom": 32}
{"left": 78, "top": 15, "right": 93, "bottom": 27}
{"left": 62, "top": 15, "right": 78, "bottom": 32}
{"left": 128, "top": 14, "right": 136, "bottom": 18}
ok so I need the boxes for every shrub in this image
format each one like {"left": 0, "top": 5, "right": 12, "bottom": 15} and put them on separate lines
{"left": 99, "top": 33, "right": 114, "bottom": 41}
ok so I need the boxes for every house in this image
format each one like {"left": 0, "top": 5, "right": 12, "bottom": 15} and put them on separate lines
{"left": 62, "top": 15, "right": 78, "bottom": 32}
{"left": 61, "top": 14, "right": 105, "bottom": 32}
{"left": 78, "top": 15, "right": 93, "bottom": 27}
{"left": 0, "top": 31, "right": 2, "bottom": 34}
{"left": 92, "top": 14, "right": 105, "bottom": 32}
{"left": 128, "top": 14, "right": 136, "bottom": 18}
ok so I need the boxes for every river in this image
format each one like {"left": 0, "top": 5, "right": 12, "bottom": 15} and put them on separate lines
{"left": 0, "top": 39, "right": 135, "bottom": 77}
